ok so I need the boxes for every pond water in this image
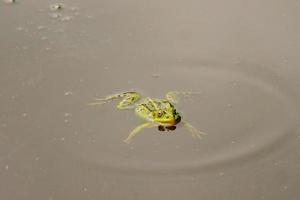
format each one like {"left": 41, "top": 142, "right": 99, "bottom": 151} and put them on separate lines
{"left": 1, "top": 0, "right": 300, "bottom": 199}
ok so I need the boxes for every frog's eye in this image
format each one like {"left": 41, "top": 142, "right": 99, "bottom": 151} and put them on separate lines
{"left": 157, "top": 111, "right": 163, "bottom": 117}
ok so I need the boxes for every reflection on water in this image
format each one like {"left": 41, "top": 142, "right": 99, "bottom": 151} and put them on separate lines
{"left": 1, "top": 0, "right": 300, "bottom": 199}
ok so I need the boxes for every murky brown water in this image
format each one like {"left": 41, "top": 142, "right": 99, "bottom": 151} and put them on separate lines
{"left": 1, "top": 0, "right": 300, "bottom": 199}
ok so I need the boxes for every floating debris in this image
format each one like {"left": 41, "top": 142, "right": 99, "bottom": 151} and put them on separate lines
{"left": 226, "top": 103, "right": 233, "bottom": 108}
{"left": 64, "top": 113, "right": 71, "bottom": 117}
{"left": 151, "top": 73, "right": 160, "bottom": 78}
{"left": 37, "top": 25, "right": 48, "bottom": 30}
{"left": 69, "top": 6, "right": 78, "bottom": 11}
{"left": 3, "top": 0, "right": 16, "bottom": 4}
{"left": 60, "top": 15, "right": 73, "bottom": 22}
{"left": 49, "top": 12, "right": 62, "bottom": 19}
{"left": 64, "top": 91, "right": 73, "bottom": 96}
{"left": 16, "top": 27, "right": 24, "bottom": 31}
{"left": 50, "top": 3, "right": 64, "bottom": 11}
{"left": 218, "top": 172, "right": 224, "bottom": 176}
{"left": 54, "top": 28, "right": 65, "bottom": 33}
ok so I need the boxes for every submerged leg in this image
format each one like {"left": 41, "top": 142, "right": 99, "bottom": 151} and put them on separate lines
{"left": 183, "top": 121, "right": 207, "bottom": 139}
{"left": 123, "top": 122, "right": 153, "bottom": 143}
{"left": 88, "top": 91, "right": 141, "bottom": 109}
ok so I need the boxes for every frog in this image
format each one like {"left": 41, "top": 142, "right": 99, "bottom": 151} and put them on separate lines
{"left": 88, "top": 91, "right": 206, "bottom": 143}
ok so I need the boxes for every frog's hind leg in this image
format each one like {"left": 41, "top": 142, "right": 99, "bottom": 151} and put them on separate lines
{"left": 166, "top": 91, "right": 202, "bottom": 104}
{"left": 88, "top": 91, "right": 141, "bottom": 109}
{"left": 117, "top": 92, "right": 141, "bottom": 109}
{"left": 182, "top": 121, "right": 207, "bottom": 139}
{"left": 123, "top": 122, "right": 154, "bottom": 144}
{"left": 88, "top": 93, "right": 123, "bottom": 106}
{"left": 166, "top": 91, "right": 180, "bottom": 104}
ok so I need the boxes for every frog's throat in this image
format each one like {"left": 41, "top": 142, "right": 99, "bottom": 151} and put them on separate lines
{"left": 158, "top": 116, "right": 181, "bottom": 126}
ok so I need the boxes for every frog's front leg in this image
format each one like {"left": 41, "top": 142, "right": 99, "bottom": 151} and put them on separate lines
{"left": 88, "top": 91, "right": 141, "bottom": 109}
{"left": 123, "top": 122, "right": 154, "bottom": 143}
{"left": 182, "top": 121, "right": 207, "bottom": 139}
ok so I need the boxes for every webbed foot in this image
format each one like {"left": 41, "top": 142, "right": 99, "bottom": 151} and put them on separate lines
{"left": 183, "top": 121, "right": 207, "bottom": 139}
{"left": 123, "top": 122, "right": 154, "bottom": 143}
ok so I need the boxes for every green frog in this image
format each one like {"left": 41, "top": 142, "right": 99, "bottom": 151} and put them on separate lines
{"left": 89, "top": 91, "right": 206, "bottom": 143}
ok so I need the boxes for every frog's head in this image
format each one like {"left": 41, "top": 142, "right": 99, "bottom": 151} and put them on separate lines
{"left": 152, "top": 108, "right": 181, "bottom": 125}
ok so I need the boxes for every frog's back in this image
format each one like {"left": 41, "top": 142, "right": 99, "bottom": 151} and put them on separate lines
{"left": 134, "top": 98, "right": 173, "bottom": 122}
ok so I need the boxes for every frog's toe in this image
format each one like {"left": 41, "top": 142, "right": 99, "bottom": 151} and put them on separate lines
{"left": 194, "top": 133, "right": 203, "bottom": 139}
{"left": 123, "top": 139, "right": 131, "bottom": 144}
{"left": 87, "top": 101, "right": 106, "bottom": 106}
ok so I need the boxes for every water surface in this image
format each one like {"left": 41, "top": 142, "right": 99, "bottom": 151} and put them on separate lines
{"left": 1, "top": 0, "right": 300, "bottom": 199}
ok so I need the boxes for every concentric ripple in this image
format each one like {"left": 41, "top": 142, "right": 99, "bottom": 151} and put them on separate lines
{"left": 64, "top": 63, "right": 299, "bottom": 174}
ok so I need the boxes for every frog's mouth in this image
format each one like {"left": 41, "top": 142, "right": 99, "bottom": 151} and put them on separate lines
{"left": 165, "top": 116, "right": 181, "bottom": 125}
